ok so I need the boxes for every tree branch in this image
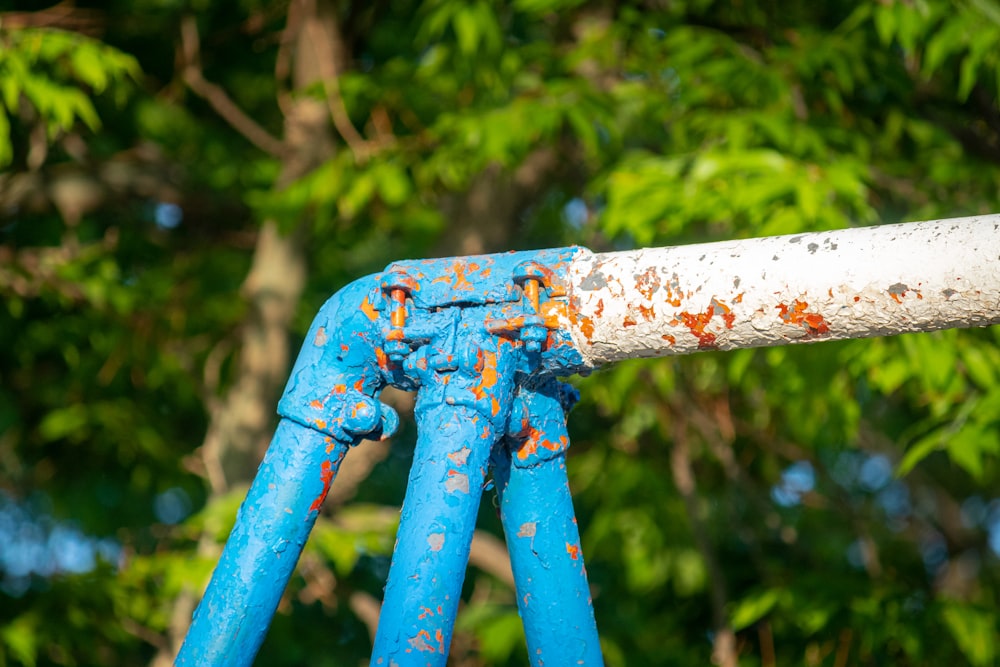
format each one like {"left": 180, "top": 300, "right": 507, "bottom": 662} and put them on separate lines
{"left": 297, "top": 2, "right": 373, "bottom": 162}
{"left": 179, "top": 15, "right": 285, "bottom": 158}
{"left": 670, "top": 411, "right": 740, "bottom": 667}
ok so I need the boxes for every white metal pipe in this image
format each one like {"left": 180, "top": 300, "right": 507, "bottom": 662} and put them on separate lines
{"left": 565, "top": 215, "right": 1000, "bottom": 367}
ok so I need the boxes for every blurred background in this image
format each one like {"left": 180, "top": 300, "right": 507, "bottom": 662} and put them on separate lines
{"left": 2, "top": 0, "right": 1000, "bottom": 665}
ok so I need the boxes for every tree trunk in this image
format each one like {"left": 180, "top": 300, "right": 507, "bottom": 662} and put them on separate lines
{"left": 151, "top": 2, "right": 343, "bottom": 664}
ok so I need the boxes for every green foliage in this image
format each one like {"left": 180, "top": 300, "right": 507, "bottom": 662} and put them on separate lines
{"left": 0, "top": 26, "right": 138, "bottom": 166}
{"left": 2, "top": 1, "right": 1000, "bottom": 666}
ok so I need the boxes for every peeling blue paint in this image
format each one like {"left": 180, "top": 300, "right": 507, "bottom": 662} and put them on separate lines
{"left": 177, "top": 247, "right": 601, "bottom": 667}
{"left": 492, "top": 380, "right": 603, "bottom": 667}
{"left": 176, "top": 420, "right": 350, "bottom": 666}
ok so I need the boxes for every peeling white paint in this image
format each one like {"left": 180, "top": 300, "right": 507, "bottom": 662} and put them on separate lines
{"left": 566, "top": 215, "right": 1000, "bottom": 366}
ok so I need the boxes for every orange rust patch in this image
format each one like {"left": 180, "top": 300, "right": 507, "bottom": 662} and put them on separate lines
{"left": 566, "top": 542, "right": 580, "bottom": 560}
{"left": 539, "top": 300, "right": 569, "bottom": 329}
{"left": 776, "top": 299, "right": 830, "bottom": 335}
{"left": 310, "top": 399, "right": 324, "bottom": 409}
{"left": 662, "top": 334, "right": 675, "bottom": 345}
{"left": 595, "top": 298, "right": 604, "bottom": 317}
{"left": 360, "top": 296, "right": 379, "bottom": 321}
{"left": 414, "top": 630, "right": 434, "bottom": 653}
{"left": 375, "top": 347, "right": 389, "bottom": 369}
{"left": 623, "top": 315, "right": 637, "bottom": 327}
{"left": 578, "top": 316, "right": 595, "bottom": 342}
{"left": 517, "top": 430, "right": 566, "bottom": 460}
{"left": 734, "top": 292, "right": 744, "bottom": 304}
{"left": 664, "top": 274, "right": 684, "bottom": 307}
{"left": 309, "top": 460, "right": 335, "bottom": 513}
{"left": 638, "top": 304, "right": 656, "bottom": 322}
{"left": 471, "top": 350, "right": 499, "bottom": 410}
{"left": 679, "top": 307, "right": 717, "bottom": 349}
{"left": 432, "top": 261, "right": 479, "bottom": 291}
{"left": 711, "top": 298, "right": 735, "bottom": 329}
{"left": 635, "top": 266, "right": 661, "bottom": 301}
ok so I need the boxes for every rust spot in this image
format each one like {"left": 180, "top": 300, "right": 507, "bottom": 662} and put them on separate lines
{"left": 308, "top": 460, "right": 335, "bottom": 513}
{"left": 566, "top": 542, "right": 580, "bottom": 560}
{"left": 664, "top": 273, "right": 684, "bottom": 307}
{"left": 776, "top": 300, "right": 830, "bottom": 335}
{"left": 711, "top": 298, "right": 734, "bottom": 329}
{"left": 679, "top": 308, "right": 717, "bottom": 349}
{"left": 410, "top": 630, "right": 436, "bottom": 652}
{"left": 638, "top": 304, "right": 656, "bottom": 322}
{"left": 595, "top": 298, "right": 604, "bottom": 317}
{"left": 516, "top": 429, "right": 566, "bottom": 460}
{"left": 447, "top": 447, "right": 471, "bottom": 465}
{"left": 445, "top": 470, "right": 470, "bottom": 494}
{"left": 661, "top": 334, "right": 675, "bottom": 345}
{"left": 309, "top": 399, "right": 324, "bottom": 409}
{"left": 360, "top": 297, "right": 379, "bottom": 322}
{"left": 432, "top": 261, "right": 479, "bottom": 291}
{"left": 539, "top": 299, "right": 569, "bottom": 329}
{"left": 375, "top": 347, "right": 389, "bottom": 369}
{"left": 854, "top": 296, "right": 860, "bottom": 302}
{"left": 635, "top": 267, "right": 661, "bottom": 300}
{"left": 470, "top": 350, "right": 498, "bottom": 406}
{"left": 418, "top": 606, "right": 434, "bottom": 619}
{"left": 578, "top": 316, "right": 595, "bottom": 342}
{"left": 887, "top": 282, "right": 921, "bottom": 303}
{"left": 623, "top": 315, "right": 638, "bottom": 327}
{"left": 733, "top": 292, "right": 744, "bottom": 304}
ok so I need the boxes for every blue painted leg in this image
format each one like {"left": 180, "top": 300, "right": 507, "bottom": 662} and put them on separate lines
{"left": 494, "top": 381, "right": 604, "bottom": 666}
{"left": 176, "top": 419, "right": 350, "bottom": 666}
{"left": 370, "top": 397, "right": 496, "bottom": 666}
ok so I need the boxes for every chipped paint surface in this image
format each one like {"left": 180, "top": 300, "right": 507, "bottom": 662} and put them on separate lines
{"left": 371, "top": 396, "right": 507, "bottom": 665}
{"left": 180, "top": 214, "right": 1000, "bottom": 667}
{"left": 178, "top": 276, "right": 400, "bottom": 667}
{"left": 492, "top": 380, "right": 602, "bottom": 667}
{"left": 567, "top": 215, "right": 1000, "bottom": 366}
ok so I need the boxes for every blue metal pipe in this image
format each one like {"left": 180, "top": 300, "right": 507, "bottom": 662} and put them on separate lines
{"left": 178, "top": 276, "right": 399, "bottom": 666}
{"left": 493, "top": 381, "right": 603, "bottom": 666}
{"left": 370, "top": 300, "right": 522, "bottom": 666}
{"left": 369, "top": 399, "right": 493, "bottom": 665}
{"left": 176, "top": 419, "right": 349, "bottom": 666}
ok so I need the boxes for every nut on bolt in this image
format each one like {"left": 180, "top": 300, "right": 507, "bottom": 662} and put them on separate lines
{"left": 381, "top": 271, "right": 419, "bottom": 362}
{"left": 512, "top": 261, "right": 550, "bottom": 353}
